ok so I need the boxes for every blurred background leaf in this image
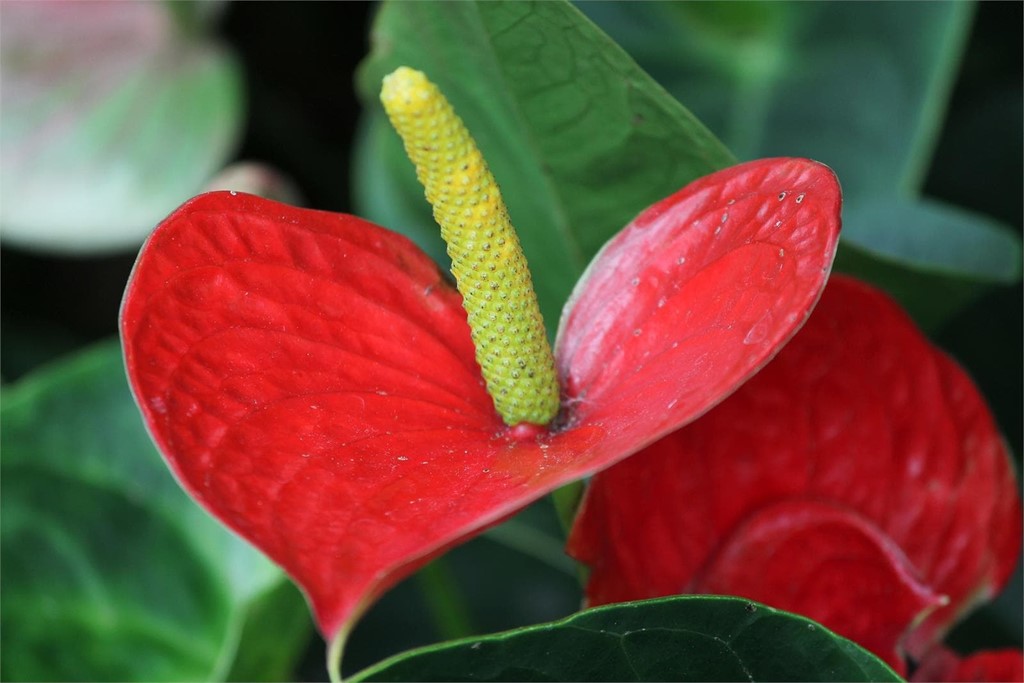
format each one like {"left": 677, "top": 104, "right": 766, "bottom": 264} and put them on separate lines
{"left": 0, "top": 341, "right": 311, "bottom": 681}
{"left": 577, "top": 0, "right": 1021, "bottom": 329}
{"left": 0, "top": 0, "right": 243, "bottom": 254}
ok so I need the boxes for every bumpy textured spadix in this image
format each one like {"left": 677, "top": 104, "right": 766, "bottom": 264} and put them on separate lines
{"left": 380, "top": 67, "right": 559, "bottom": 427}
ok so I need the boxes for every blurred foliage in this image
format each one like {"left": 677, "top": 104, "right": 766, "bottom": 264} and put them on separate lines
{"left": 0, "top": 341, "right": 300, "bottom": 681}
{"left": 0, "top": 0, "right": 243, "bottom": 254}
{"left": 575, "top": 1, "right": 1022, "bottom": 330}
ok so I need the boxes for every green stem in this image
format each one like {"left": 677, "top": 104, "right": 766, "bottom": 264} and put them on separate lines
{"left": 415, "top": 557, "right": 475, "bottom": 641}
{"left": 550, "top": 481, "right": 590, "bottom": 587}
{"left": 483, "top": 518, "right": 578, "bottom": 576}
{"left": 326, "top": 628, "right": 347, "bottom": 683}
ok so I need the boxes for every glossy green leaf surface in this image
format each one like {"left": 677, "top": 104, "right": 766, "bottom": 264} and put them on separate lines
{"left": 351, "top": 595, "right": 900, "bottom": 682}
{"left": 355, "top": 0, "right": 735, "bottom": 329}
{"left": 0, "top": 341, "right": 303, "bottom": 681}
{"left": 0, "top": 1, "right": 243, "bottom": 254}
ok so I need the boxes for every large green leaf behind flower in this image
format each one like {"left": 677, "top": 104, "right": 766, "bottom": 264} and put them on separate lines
{"left": 354, "top": 0, "right": 735, "bottom": 330}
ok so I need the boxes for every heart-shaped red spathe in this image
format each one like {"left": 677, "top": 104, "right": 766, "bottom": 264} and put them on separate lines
{"left": 567, "top": 275, "right": 1022, "bottom": 673}
{"left": 121, "top": 158, "right": 840, "bottom": 641}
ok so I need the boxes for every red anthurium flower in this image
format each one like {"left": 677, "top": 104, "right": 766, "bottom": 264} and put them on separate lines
{"left": 567, "top": 275, "right": 1022, "bottom": 676}
{"left": 120, "top": 69, "right": 841, "bottom": 664}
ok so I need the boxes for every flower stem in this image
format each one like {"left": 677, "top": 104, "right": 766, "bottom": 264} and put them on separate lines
{"left": 326, "top": 628, "right": 348, "bottom": 683}
{"left": 416, "top": 556, "right": 475, "bottom": 641}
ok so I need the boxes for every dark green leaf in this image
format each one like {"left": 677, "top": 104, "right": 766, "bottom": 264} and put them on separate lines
{"left": 578, "top": 1, "right": 973, "bottom": 198}
{"left": 0, "top": 341, "right": 304, "bottom": 681}
{"left": 355, "top": 0, "right": 735, "bottom": 329}
{"left": 350, "top": 595, "right": 900, "bottom": 682}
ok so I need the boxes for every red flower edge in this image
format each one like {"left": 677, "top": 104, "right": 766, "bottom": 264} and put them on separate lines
{"left": 567, "top": 275, "right": 1022, "bottom": 674}
{"left": 121, "top": 158, "right": 841, "bottom": 640}
{"left": 912, "top": 646, "right": 1024, "bottom": 682}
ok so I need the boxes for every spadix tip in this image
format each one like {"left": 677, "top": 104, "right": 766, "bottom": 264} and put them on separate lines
{"left": 380, "top": 66, "right": 434, "bottom": 114}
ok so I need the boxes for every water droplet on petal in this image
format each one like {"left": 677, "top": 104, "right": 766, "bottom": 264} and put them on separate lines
{"left": 743, "top": 310, "right": 773, "bottom": 345}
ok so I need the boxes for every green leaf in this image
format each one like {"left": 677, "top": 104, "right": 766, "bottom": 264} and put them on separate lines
{"left": 842, "top": 198, "right": 1021, "bottom": 282}
{"left": 354, "top": 0, "right": 735, "bottom": 330}
{"left": 577, "top": 1, "right": 973, "bottom": 199}
{"left": 350, "top": 595, "right": 901, "bottom": 682}
{"left": 0, "top": 1, "right": 243, "bottom": 254}
{"left": 0, "top": 341, "right": 305, "bottom": 681}
{"left": 224, "top": 580, "right": 313, "bottom": 682}
{"left": 834, "top": 197, "right": 1022, "bottom": 330}
{"left": 575, "top": 1, "right": 1015, "bottom": 326}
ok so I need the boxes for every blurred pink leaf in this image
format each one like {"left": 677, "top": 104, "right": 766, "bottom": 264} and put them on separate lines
{"left": 0, "top": 0, "right": 243, "bottom": 254}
